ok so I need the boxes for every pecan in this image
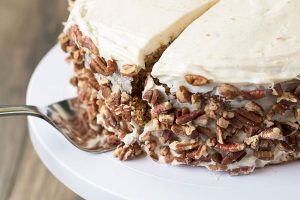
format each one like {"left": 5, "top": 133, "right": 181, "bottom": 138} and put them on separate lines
{"left": 281, "top": 122, "right": 299, "bottom": 136}
{"left": 278, "top": 141, "right": 295, "bottom": 152}
{"left": 193, "top": 115, "right": 209, "bottom": 126}
{"left": 240, "top": 89, "right": 267, "bottom": 100}
{"left": 99, "top": 84, "right": 112, "bottom": 99}
{"left": 228, "top": 166, "right": 254, "bottom": 176}
{"left": 152, "top": 102, "right": 172, "bottom": 115}
{"left": 90, "top": 57, "right": 116, "bottom": 76}
{"left": 88, "top": 77, "right": 100, "bottom": 91}
{"left": 222, "top": 111, "right": 235, "bottom": 119}
{"left": 206, "top": 137, "right": 217, "bottom": 147}
{"left": 272, "top": 83, "right": 283, "bottom": 96}
{"left": 235, "top": 108, "right": 263, "bottom": 126}
{"left": 221, "top": 150, "right": 246, "bottom": 165}
{"left": 114, "top": 145, "right": 134, "bottom": 161}
{"left": 215, "top": 142, "right": 246, "bottom": 152}
{"left": 294, "top": 84, "right": 300, "bottom": 96}
{"left": 171, "top": 124, "right": 196, "bottom": 136}
{"left": 140, "top": 132, "right": 151, "bottom": 143}
{"left": 216, "top": 117, "right": 230, "bottom": 129}
{"left": 160, "top": 130, "right": 173, "bottom": 143}
{"left": 244, "top": 135, "right": 260, "bottom": 149}
{"left": 186, "top": 144, "right": 207, "bottom": 160}
{"left": 143, "top": 89, "right": 161, "bottom": 105}
{"left": 216, "top": 126, "right": 224, "bottom": 144}
{"left": 244, "top": 101, "right": 264, "bottom": 116}
{"left": 277, "top": 92, "right": 299, "bottom": 104}
{"left": 158, "top": 113, "right": 175, "bottom": 125}
{"left": 210, "top": 152, "right": 223, "bottom": 164}
{"left": 169, "top": 140, "right": 201, "bottom": 152}
{"left": 58, "top": 33, "right": 71, "bottom": 52}
{"left": 120, "top": 64, "right": 139, "bottom": 77}
{"left": 146, "top": 140, "right": 157, "bottom": 152}
{"left": 185, "top": 74, "right": 209, "bottom": 86}
{"left": 175, "top": 107, "right": 190, "bottom": 118}
{"left": 260, "top": 127, "right": 283, "bottom": 140}
{"left": 218, "top": 84, "right": 239, "bottom": 99}
{"left": 196, "top": 126, "right": 212, "bottom": 138}
{"left": 254, "top": 151, "right": 274, "bottom": 160}
{"left": 175, "top": 111, "right": 202, "bottom": 125}
{"left": 121, "top": 92, "right": 130, "bottom": 104}
{"left": 191, "top": 94, "right": 202, "bottom": 110}
{"left": 80, "top": 37, "right": 99, "bottom": 55}
{"left": 176, "top": 86, "right": 191, "bottom": 103}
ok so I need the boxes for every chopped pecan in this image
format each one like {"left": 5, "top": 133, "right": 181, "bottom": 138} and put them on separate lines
{"left": 219, "top": 84, "right": 239, "bottom": 99}
{"left": 260, "top": 127, "right": 283, "bottom": 140}
{"left": 158, "top": 113, "right": 175, "bottom": 125}
{"left": 121, "top": 92, "right": 130, "bottom": 104}
{"left": 152, "top": 102, "right": 172, "bottom": 115}
{"left": 120, "top": 64, "right": 139, "bottom": 77}
{"left": 88, "top": 77, "right": 100, "bottom": 91}
{"left": 175, "top": 111, "right": 202, "bottom": 125}
{"left": 228, "top": 166, "right": 254, "bottom": 176}
{"left": 196, "top": 126, "right": 212, "bottom": 138}
{"left": 210, "top": 152, "right": 223, "bottom": 164}
{"left": 244, "top": 135, "right": 260, "bottom": 149}
{"left": 277, "top": 92, "right": 299, "bottom": 104}
{"left": 216, "top": 117, "right": 230, "bottom": 129}
{"left": 99, "top": 84, "right": 112, "bottom": 99}
{"left": 206, "top": 137, "right": 217, "bottom": 147}
{"left": 272, "top": 83, "right": 283, "bottom": 96}
{"left": 186, "top": 144, "right": 207, "bottom": 160}
{"left": 278, "top": 141, "right": 295, "bottom": 152}
{"left": 240, "top": 89, "right": 267, "bottom": 100}
{"left": 160, "top": 130, "right": 173, "bottom": 143}
{"left": 281, "top": 122, "right": 299, "bottom": 136}
{"left": 222, "top": 111, "right": 235, "bottom": 119}
{"left": 235, "top": 108, "right": 263, "bottom": 126}
{"left": 185, "top": 74, "right": 209, "bottom": 86}
{"left": 143, "top": 89, "right": 161, "bottom": 105}
{"left": 171, "top": 124, "right": 196, "bottom": 136}
{"left": 169, "top": 140, "right": 201, "bottom": 152}
{"left": 176, "top": 86, "right": 191, "bottom": 103}
{"left": 244, "top": 101, "right": 264, "bottom": 116}
{"left": 294, "top": 84, "right": 300, "bottom": 96}
{"left": 191, "top": 94, "right": 202, "bottom": 110}
{"left": 175, "top": 107, "right": 190, "bottom": 118}
{"left": 215, "top": 142, "right": 246, "bottom": 153}
{"left": 254, "top": 151, "right": 274, "bottom": 160}
{"left": 90, "top": 57, "right": 116, "bottom": 76}
{"left": 193, "top": 114, "right": 209, "bottom": 126}
{"left": 216, "top": 126, "right": 224, "bottom": 144}
{"left": 221, "top": 150, "right": 246, "bottom": 165}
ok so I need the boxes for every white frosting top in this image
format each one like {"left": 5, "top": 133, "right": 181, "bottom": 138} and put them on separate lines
{"left": 152, "top": 0, "right": 300, "bottom": 93}
{"left": 65, "top": 0, "right": 217, "bottom": 69}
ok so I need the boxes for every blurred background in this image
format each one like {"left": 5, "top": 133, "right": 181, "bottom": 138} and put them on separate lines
{"left": 0, "top": 0, "right": 81, "bottom": 199}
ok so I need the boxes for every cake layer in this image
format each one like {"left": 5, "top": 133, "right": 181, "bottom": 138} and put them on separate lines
{"left": 65, "top": 0, "right": 218, "bottom": 71}
{"left": 152, "top": 0, "right": 300, "bottom": 93}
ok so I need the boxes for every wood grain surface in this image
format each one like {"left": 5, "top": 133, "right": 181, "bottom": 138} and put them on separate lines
{"left": 0, "top": 0, "right": 82, "bottom": 199}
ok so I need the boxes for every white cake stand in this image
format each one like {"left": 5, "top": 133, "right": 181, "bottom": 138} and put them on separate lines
{"left": 26, "top": 45, "right": 300, "bottom": 200}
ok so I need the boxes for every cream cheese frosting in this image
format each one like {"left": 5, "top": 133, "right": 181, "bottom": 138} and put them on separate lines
{"left": 64, "top": 0, "right": 218, "bottom": 69}
{"left": 152, "top": 0, "right": 300, "bottom": 93}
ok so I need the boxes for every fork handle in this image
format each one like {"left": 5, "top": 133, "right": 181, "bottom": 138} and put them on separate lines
{"left": 0, "top": 105, "right": 43, "bottom": 117}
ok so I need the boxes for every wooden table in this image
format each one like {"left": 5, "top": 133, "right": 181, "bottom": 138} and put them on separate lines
{"left": 0, "top": 0, "right": 82, "bottom": 199}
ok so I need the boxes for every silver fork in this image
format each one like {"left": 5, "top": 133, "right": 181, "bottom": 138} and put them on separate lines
{"left": 0, "top": 98, "right": 117, "bottom": 153}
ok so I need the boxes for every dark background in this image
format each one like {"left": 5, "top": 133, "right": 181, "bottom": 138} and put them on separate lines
{"left": 0, "top": 1, "right": 81, "bottom": 199}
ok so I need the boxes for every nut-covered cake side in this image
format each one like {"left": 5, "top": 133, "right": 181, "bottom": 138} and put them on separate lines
{"left": 59, "top": 25, "right": 149, "bottom": 160}
{"left": 59, "top": 0, "right": 219, "bottom": 160}
{"left": 141, "top": 77, "right": 300, "bottom": 175}
{"left": 144, "top": 0, "right": 300, "bottom": 175}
